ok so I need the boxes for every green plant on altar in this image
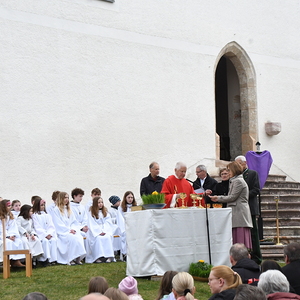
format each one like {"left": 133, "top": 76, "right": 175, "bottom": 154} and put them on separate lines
{"left": 141, "top": 191, "right": 165, "bottom": 204}
{"left": 189, "top": 260, "right": 213, "bottom": 278}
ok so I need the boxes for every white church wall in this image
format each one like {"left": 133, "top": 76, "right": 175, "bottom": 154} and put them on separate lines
{"left": 1, "top": 1, "right": 300, "bottom": 205}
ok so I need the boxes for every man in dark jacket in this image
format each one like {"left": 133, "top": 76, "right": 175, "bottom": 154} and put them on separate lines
{"left": 140, "top": 162, "right": 165, "bottom": 196}
{"left": 193, "top": 164, "right": 217, "bottom": 206}
{"left": 230, "top": 243, "right": 260, "bottom": 286}
{"left": 282, "top": 243, "right": 300, "bottom": 295}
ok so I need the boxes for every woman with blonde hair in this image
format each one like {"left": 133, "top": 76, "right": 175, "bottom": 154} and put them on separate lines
{"left": 51, "top": 192, "right": 86, "bottom": 265}
{"left": 209, "top": 161, "right": 252, "bottom": 247}
{"left": 172, "top": 272, "right": 197, "bottom": 300}
{"left": 208, "top": 265, "right": 242, "bottom": 300}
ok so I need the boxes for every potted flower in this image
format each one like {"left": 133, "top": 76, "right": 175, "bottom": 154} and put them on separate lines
{"left": 189, "top": 260, "right": 213, "bottom": 281}
{"left": 141, "top": 191, "right": 166, "bottom": 209}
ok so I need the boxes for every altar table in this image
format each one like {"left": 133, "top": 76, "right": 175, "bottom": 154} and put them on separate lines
{"left": 125, "top": 208, "right": 232, "bottom": 277}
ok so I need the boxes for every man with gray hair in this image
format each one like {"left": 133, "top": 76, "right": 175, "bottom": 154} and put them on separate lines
{"left": 282, "top": 242, "right": 300, "bottom": 295}
{"left": 140, "top": 162, "right": 165, "bottom": 196}
{"left": 230, "top": 243, "right": 260, "bottom": 286}
{"left": 235, "top": 155, "right": 262, "bottom": 264}
{"left": 193, "top": 164, "right": 217, "bottom": 207}
{"left": 258, "top": 270, "right": 300, "bottom": 299}
{"left": 161, "top": 162, "right": 195, "bottom": 208}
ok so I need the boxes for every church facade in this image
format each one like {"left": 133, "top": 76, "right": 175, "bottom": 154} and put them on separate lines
{"left": 1, "top": 0, "right": 299, "bottom": 203}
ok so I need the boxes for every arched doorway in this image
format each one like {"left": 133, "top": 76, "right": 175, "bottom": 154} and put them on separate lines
{"left": 215, "top": 42, "right": 258, "bottom": 161}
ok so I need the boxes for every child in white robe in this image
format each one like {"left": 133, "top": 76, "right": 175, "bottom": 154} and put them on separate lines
{"left": 46, "top": 190, "right": 60, "bottom": 216}
{"left": 86, "top": 196, "right": 116, "bottom": 263}
{"left": 11, "top": 199, "right": 21, "bottom": 218}
{"left": 118, "top": 191, "right": 137, "bottom": 216}
{"left": 17, "top": 204, "right": 44, "bottom": 267}
{"left": 51, "top": 192, "right": 86, "bottom": 265}
{"left": 70, "top": 187, "right": 88, "bottom": 250}
{"left": 0, "top": 199, "right": 25, "bottom": 267}
{"left": 32, "top": 198, "right": 58, "bottom": 265}
{"left": 85, "top": 187, "right": 101, "bottom": 213}
{"left": 108, "top": 195, "right": 123, "bottom": 257}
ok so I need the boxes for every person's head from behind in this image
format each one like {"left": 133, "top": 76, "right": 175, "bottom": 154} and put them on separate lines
{"left": 52, "top": 190, "right": 60, "bottom": 202}
{"left": 156, "top": 270, "right": 178, "bottom": 300}
{"left": 31, "top": 195, "right": 42, "bottom": 205}
{"left": 88, "top": 276, "right": 109, "bottom": 295}
{"left": 283, "top": 242, "right": 300, "bottom": 264}
{"left": 230, "top": 243, "right": 250, "bottom": 265}
{"left": 118, "top": 276, "right": 138, "bottom": 296}
{"left": 233, "top": 284, "right": 266, "bottom": 300}
{"left": 208, "top": 265, "right": 242, "bottom": 295}
{"left": 260, "top": 260, "right": 282, "bottom": 273}
{"left": 80, "top": 293, "right": 110, "bottom": 300}
{"left": 91, "top": 188, "right": 101, "bottom": 199}
{"left": 172, "top": 272, "right": 195, "bottom": 300}
{"left": 72, "top": 188, "right": 85, "bottom": 203}
{"left": 104, "top": 287, "right": 129, "bottom": 300}
{"left": 258, "top": 270, "right": 289, "bottom": 295}
{"left": 227, "top": 161, "right": 243, "bottom": 178}
{"left": 22, "top": 292, "right": 48, "bottom": 300}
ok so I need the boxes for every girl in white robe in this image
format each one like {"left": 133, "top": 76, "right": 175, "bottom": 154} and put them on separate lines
{"left": 0, "top": 199, "right": 25, "bottom": 267}
{"left": 118, "top": 191, "right": 138, "bottom": 216}
{"left": 11, "top": 199, "right": 21, "bottom": 218}
{"left": 32, "top": 198, "right": 58, "bottom": 264}
{"left": 16, "top": 204, "right": 44, "bottom": 261}
{"left": 86, "top": 197, "right": 116, "bottom": 263}
{"left": 51, "top": 192, "right": 86, "bottom": 265}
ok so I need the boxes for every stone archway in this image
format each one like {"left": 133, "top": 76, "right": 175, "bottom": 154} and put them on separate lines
{"left": 215, "top": 41, "right": 258, "bottom": 159}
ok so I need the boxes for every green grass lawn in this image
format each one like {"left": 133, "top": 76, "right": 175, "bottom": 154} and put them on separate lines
{"left": 0, "top": 262, "right": 211, "bottom": 300}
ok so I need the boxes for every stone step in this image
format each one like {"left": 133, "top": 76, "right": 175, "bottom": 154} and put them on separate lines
{"left": 260, "top": 195, "right": 300, "bottom": 202}
{"left": 263, "top": 236, "right": 300, "bottom": 244}
{"left": 261, "top": 217, "right": 300, "bottom": 226}
{"left": 263, "top": 226, "right": 300, "bottom": 236}
{"left": 263, "top": 181, "right": 300, "bottom": 189}
{"left": 261, "top": 208, "right": 300, "bottom": 218}
{"left": 266, "top": 175, "right": 287, "bottom": 182}
{"left": 261, "top": 244, "right": 285, "bottom": 259}
{"left": 261, "top": 187, "right": 300, "bottom": 195}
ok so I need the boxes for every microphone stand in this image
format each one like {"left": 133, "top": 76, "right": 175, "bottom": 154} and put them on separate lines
{"left": 187, "top": 178, "right": 212, "bottom": 265}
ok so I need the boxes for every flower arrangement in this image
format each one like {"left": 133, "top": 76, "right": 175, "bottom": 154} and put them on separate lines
{"left": 141, "top": 191, "right": 165, "bottom": 205}
{"left": 188, "top": 260, "right": 213, "bottom": 278}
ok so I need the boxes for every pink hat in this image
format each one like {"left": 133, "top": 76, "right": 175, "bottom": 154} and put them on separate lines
{"left": 118, "top": 276, "right": 138, "bottom": 296}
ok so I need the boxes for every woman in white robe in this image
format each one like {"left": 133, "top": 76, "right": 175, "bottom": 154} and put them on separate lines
{"left": 51, "top": 192, "right": 86, "bottom": 265}
{"left": 0, "top": 199, "right": 25, "bottom": 267}
{"left": 86, "top": 197, "right": 117, "bottom": 263}
{"left": 16, "top": 204, "right": 43, "bottom": 260}
{"left": 32, "top": 198, "right": 58, "bottom": 264}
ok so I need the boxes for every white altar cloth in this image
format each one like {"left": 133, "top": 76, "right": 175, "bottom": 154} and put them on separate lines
{"left": 125, "top": 208, "right": 232, "bottom": 276}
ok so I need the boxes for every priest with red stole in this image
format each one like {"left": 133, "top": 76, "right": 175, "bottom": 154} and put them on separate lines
{"left": 161, "top": 162, "right": 195, "bottom": 208}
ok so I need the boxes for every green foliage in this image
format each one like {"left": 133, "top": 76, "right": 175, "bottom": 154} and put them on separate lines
{"left": 0, "top": 262, "right": 212, "bottom": 300}
{"left": 141, "top": 192, "right": 165, "bottom": 204}
{"left": 189, "top": 260, "right": 213, "bottom": 278}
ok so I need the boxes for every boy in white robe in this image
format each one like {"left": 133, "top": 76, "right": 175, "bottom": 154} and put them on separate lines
{"left": 70, "top": 188, "right": 89, "bottom": 250}
{"left": 85, "top": 188, "right": 101, "bottom": 212}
